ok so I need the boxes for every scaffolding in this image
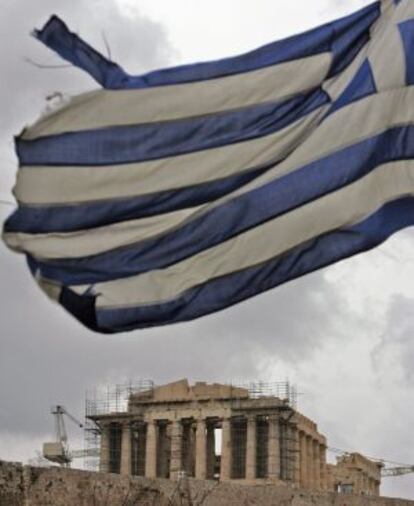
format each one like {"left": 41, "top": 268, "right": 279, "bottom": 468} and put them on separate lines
{"left": 231, "top": 381, "right": 297, "bottom": 408}
{"left": 84, "top": 380, "right": 154, "bottom": 471}
{"left": 85, "top": 380, "right": 155, "bottom": 418}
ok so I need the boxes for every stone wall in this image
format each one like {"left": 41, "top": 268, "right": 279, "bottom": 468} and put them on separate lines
{"left": 0, "top": 461, "right": 25, "bottom": 506}
{"left": 1, "top": 460, "right": 413, "bottom": 506}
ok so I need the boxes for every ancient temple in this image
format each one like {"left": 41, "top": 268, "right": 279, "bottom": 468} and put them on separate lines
{"left": 87, "top": 379, "right": 381, "bottom": 495}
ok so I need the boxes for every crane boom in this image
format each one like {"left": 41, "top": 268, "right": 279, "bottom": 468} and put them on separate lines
{"left": 43, "top": 405, "right": 85, "bottom": 466}
{"left": 70, "top": 448, "right": 100, "bottom": 458}
{"left": 382, "top": 466, "right": 414, "bottom": 477}
{"left": 59, "top": 407, "right": 84, "bottom": 428}
{"left": 328, "top": 446, "right": 414, "bottom": 480}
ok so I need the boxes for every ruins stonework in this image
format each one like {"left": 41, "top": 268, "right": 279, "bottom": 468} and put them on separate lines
{"left": 327, "top": 453, "right": 383, "bottom": 495}
{"left": 0, "top": 461, "right": 413, "bottom": 506}
{"left": 88, "top": 379, "right": 381, "bottom": 496}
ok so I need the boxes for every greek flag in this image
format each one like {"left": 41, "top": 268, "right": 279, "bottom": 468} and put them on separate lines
{"left": 3, "top": 0, "right": 414, "bottom": 333}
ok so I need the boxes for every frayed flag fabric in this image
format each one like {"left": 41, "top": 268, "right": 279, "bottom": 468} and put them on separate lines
{"left": 3, "top": 0, "right": 414, "bottom": 333}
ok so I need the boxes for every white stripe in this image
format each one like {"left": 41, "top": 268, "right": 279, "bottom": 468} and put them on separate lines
{"left": 21, "top": 53, "right": 332, "bottom": 140}
{"left": 35, "top": 272, "right": 61, "bottom": 302}
{"left": 3, "top": 206, "right": 201, "bottom": 259}
{"left": 14, "top": 107, "right": 326, "bottom": 205}
{"left": 8, "top": 86, "right": 414, "bottom": 260}
{"left": 90, "top": 160, "right": 414, "bottom": 309}
{"left": 211, "top": 86, "right": 414, "bottom": 209}
{"left": 380, "top": 0, "right": 395, "bottom": 17}
{"left": 368, "top": 1, "right": 410, "bottom": 91}
{"left": 394, "top": 0, "right": 414, "bottom": 23}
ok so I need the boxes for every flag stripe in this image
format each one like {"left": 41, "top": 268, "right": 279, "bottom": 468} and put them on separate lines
{"left": 8, "top": 86, "right": 413, "bottom": 237}
{"left": 91, "top": 197, "right": 414, "bottom": 332}
{"left": 324, "top": 59, "right": 377, "bottom": 118}
{"left": 21, "top": 128, "right": 414, "bottom": 285}
{"left": 17, "top": 89, "right": 328, "bottom": 167}
{"left": 213, "top": 86, "right": 414, "bottom": 206}
{"left": 22, "top": 53, "right": 332, "bottom": 141}
{"left": 5, "top": 166, "right": 268, "bottom": 235}
{"left": 394, "top": 0, "right": 414, "bottom": 22}
{"left": 5, "top": 205, "right": 203, "bottom": 259}
{"left": 399, "top": 19, "right": 414, "bottom": 84}
{"left": 35, "top": 4, "right": 380, "bottom": 90}
{"left": 14, "top": 108, "right": 325, "bottom": 206}
{"left": 86, "top": 159, "right": 414, "bottom": 310}
{"left": 368, "top": 6, "right": 408, "bottom": 90}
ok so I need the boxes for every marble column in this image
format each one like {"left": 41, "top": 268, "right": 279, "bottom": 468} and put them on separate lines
{"left": 284, "top": 424, "right": 297, "bottom": 483}
{"left": 145, "top": 420, "right": 157, "bottom": 478}
{"left": 170, "top": 420, "right": 183, "bottom": 480}
{"left": 370, "top": 478, "right": 376, "bottom": 496}
{"left": 360, "top": 475, "right": 366, "bottom": 495}
{"left": 206, "top": 423, "right": 216, "bottom": 479}
{"left": 355, "top": 471, "right": 363, "bottom": 494}
{"left": 319, "top": 444, "right": 327, "bottom": 491}
{"left": 306, "top": 436, "right": 313, "bottom": 489}
{"left": 313, "top": 440, "right": 320, "bottom": 490}
{"left": 99, "top": 424, "right": 110, "bottom": 473}
{"left": 245, "top": 416, "right": 257, "bottom": 480}
{"left": 370, "top": 479, "right": 374, "bottom": 495}
{"left": 220, "top": 418, "right": 232, "bottom": 481}
{"left": 299, "top": 432, "right": 307, "bottom": 488}
{"left": 368, "top": 477, "right": 374, "bottom": 495}
{"left": 291, "top": 426, "right": 301, "bottom": 485}
{"left": 267, "top": 415, "right": 280, "bottom": 480}
{"left": 195, "top": 419, "right": 207, "bottom": 480}
{"left": 120, "top": 423, "right": 132, "bottom": 475}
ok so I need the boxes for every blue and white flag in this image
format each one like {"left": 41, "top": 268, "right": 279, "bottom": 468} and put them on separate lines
{"left": 3, "top": 0, "right": 414, "bottom": 333}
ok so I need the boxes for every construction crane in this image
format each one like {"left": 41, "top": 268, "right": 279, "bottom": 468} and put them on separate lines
{"left": 382, "top": 466, "right": 414, "bottom": 478}
{"left": 43, "top": 405, "right": 98, "bottom": 467}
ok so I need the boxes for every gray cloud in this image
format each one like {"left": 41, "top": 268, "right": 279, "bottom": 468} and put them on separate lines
{"left": 372, "top": 294, "right": 414, "bottom": 383}
{"left": 0, "top": 0, "right": 173, "bottom": 182}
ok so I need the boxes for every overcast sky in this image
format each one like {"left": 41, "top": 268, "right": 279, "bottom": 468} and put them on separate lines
{"left": 0, "top": 0, "right": 413, "bottom": 499}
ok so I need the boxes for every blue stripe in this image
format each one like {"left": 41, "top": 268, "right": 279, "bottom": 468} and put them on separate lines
{"left": 17, "top": 89, "right": 328, "bottom": 166}
{"left": 27, "top": 125, "right": 414, "bottom": 286}
{"left": 34, "top": 16, "right": 125, "bottom": 90}
{"left": 399, "top": 20, "right": 414, "bottom": 86}
{"left": 5, "top": 165, "right": 274, "bottom": 234}
{"left": 326, "top": 59, "right": 376, "bottom": 116}
{"left": 36, "top": 4, "right": 380, "bottom": 90}
{"left": 328, "top": 3, "right": 380, "bottom": 76}
{"left": 58, "top": 197, "right": 414, "bottom": 333}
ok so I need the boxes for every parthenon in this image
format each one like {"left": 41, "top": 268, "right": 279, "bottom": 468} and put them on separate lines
{"left": 88, "top": 379, "right": 381, "bottom": 495}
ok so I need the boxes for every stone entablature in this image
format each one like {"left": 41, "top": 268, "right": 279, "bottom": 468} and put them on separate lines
{"left": 130, "top": 379, "right": 249, "bottom": 404}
